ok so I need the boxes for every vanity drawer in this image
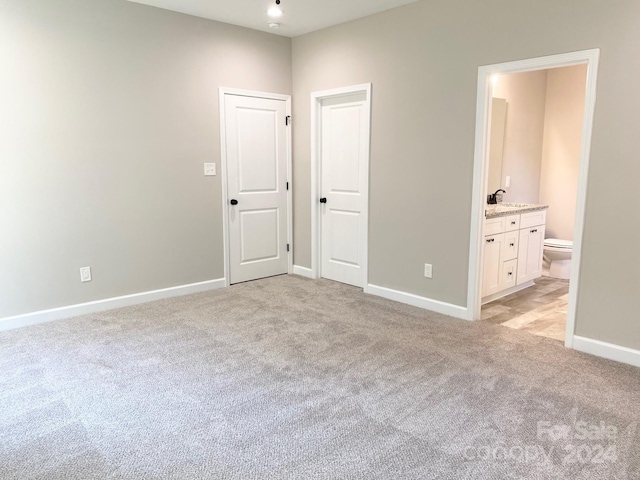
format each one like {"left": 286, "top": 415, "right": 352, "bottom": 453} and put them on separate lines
{"left": 501, "top": 230, "right": 519, "bottom": 261}
{"left": 520, "top": 209, "right": 547, "bottom": 228}
{"left": 504, "top": 215, "right": 520, "bottom": 231}
{"left": 485, "top": 216, "right": 506, "bottom": 236}
{"left": 501, "top": 259, "right": 518, "bottom": 290}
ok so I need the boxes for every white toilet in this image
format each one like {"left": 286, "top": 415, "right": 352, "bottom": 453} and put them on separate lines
{"left": 543, "top": 238, "right": 573, "bottom": 279}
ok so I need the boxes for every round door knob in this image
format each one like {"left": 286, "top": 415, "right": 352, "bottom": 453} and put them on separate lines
{"left": 319, "top": 197, "right": 327, "bottom": 204}
{"left": 230, "top": 199, "right": 238, "bottom": 205}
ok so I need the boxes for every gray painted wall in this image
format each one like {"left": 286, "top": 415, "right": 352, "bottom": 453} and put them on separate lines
{"left": 292, "top": 0, "right": 640, "bottom": 349}
{"left": 3, "top": 0, "right": 639, "bottom": 352}
{"left": 0, "top": 0, "right": 292, "bottom": 318}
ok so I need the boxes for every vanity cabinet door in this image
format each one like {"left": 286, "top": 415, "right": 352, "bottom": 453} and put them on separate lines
{"left": 483, "top": 233, "right": 505, "bottom": 297}
{"left": 516, "top": 225, "right": 546, "bottom": 285}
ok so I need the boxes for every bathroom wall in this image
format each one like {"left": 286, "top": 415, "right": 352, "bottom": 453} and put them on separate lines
{"left": 492, "top": 70, "right": 548, "bottom": 204}
{"left": 492, "top": 64, "right": 588, "bottom": 240}
{"left": 539, "top": 65, "right": 588, "bottom": 241}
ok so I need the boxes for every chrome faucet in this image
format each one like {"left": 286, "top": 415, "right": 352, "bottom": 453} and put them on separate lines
{"left": 487, "top": 189, "right": 506, "bottom": 205}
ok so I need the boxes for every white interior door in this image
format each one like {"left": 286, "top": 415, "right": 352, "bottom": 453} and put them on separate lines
{"left": 224, "top": 94, "right": 289, "bottom": 284}
{"left": 320, "top": 92, "right": 370, "bottom": 287}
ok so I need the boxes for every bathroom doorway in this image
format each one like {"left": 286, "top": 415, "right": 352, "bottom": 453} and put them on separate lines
{"left": 467, "top": 50, "right": 600, "bottom": 349}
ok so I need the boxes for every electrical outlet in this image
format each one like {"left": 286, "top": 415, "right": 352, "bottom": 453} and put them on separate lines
{"left": 80, "top": 266, "right": 92, "bottom": 283}
{"left": 204, "top": 163, "right": 216, "bottom": 176}
{"left": 505, "top": 176, "right": 511, "bottom": 187}
{"left": 424, "top": 263, "right": 433, "bottom": 279}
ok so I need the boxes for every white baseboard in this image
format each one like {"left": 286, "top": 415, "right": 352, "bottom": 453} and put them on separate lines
{"left": 367, "top": 284, "right": 470, "bottom": 320}
{"left": 481, "top": 280, "right": 534, "bottom": 305}
{"left": 0, "top": 278, "right": 226, "bottom": 332}
{"left": 293, "top": 265, "right": 315, "bottom": 279}
{"left": 573, "top": 336, "right": 640, "bottom": 368}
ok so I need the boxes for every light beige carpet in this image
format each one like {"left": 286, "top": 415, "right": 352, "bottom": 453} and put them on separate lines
{"left": 1, "top": 275, "right": 638, "bottom": 479}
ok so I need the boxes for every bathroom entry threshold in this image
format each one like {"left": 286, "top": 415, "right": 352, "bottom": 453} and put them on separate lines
{"left": 481, "top": 274, "right": 570, "bottom": 342}
{"left": 467, "top": 49, "right": 600, "bottom": 350}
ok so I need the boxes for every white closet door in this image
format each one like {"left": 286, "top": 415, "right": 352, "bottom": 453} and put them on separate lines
{"left": 224, "top": 95, "right": 288, "bottom": 284}
{"left": 320, "top": 92, "right": 369, "bottom": 287}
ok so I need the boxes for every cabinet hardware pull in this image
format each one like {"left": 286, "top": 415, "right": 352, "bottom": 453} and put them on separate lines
{"left": 511, "top": 221, "right": 516, "bottom": 225}
{"left": 510, "top": 243, "right": 515, "bottom": 247}
{"left": 531, "top": 229, "right": 537, "bottom": 233}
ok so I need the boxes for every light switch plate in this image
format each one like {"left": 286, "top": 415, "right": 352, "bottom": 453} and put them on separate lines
{"left": 204, "top": 163, "right": 216, "bottom": 176}
{"left": 505, "top": 176, "right": 511, "bottom": 187}
{"left": 424, "top": 263, "right": 433, "bottom": 279}
{"left": 80, "top": 266, "right": 92, "bottom": 283}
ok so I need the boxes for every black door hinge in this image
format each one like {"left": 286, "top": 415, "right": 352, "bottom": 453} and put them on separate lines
{"left": 287, "top": 243, "right": 290, "bottom": 252}
{"left": 286, "top": 115, "right": 291, "bottom": 126}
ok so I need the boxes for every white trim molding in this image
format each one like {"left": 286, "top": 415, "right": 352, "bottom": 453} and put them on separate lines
{"left": 0, "top": 278, "right": 226, "bottom": 332}
{"left": 219, "top": 87, "right": 293, "bottom": 287}
{"left": 368, "top": 284, "right": 469, "bottom": 320}
{"left": 292, "top": 265, "right": 315, "bottom": 279}
{"left": 573, "top": 336, "right": 640, "bottom": 369}
{"left": 481, "top": 281, "right": 534, "bottom": 306}
{"left": 466, "top": 49, "right": 601, "bottom": 351}
{"left": 310, "top": 83, "right": 372, "bottom": 287}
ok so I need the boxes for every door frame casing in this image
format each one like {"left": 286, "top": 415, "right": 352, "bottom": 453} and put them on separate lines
{"left": 467, "top": 49, "right": 600, "bottom": 349}
{"left": 219, "top": 88, "right": 293, "bottom": 287}
{"left": 310, "top": 83, "right": 372, "bottom": 291}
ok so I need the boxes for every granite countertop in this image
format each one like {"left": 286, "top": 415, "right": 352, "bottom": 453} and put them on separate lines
{"left": 485, "top": 203, "right": 549, "bottom": 219}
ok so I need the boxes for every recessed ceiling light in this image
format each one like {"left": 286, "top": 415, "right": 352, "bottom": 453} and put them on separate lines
{"left": 268, "top": 6, "right": 283, "bottom": 18}
{"left": 268, "top": 22, "right": 280, "bottom": 29}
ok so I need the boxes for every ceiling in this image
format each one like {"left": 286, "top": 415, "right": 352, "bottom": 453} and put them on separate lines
{"left": 127, "top": 0, "right": 422, "bottom": 37}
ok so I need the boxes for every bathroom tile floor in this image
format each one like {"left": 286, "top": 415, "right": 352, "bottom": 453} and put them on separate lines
{"left": 481, "top": 271, "right": 570, "bottom": 342}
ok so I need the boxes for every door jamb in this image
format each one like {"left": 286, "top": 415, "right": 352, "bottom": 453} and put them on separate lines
{"left": 310, "top": 83, "right": 372, "bottom": 292}
{"left": 219, "top": 88, "right": 293, "bottom": 287}
{"left": 467, "top": 49, "right": 600, "bottom": 349}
